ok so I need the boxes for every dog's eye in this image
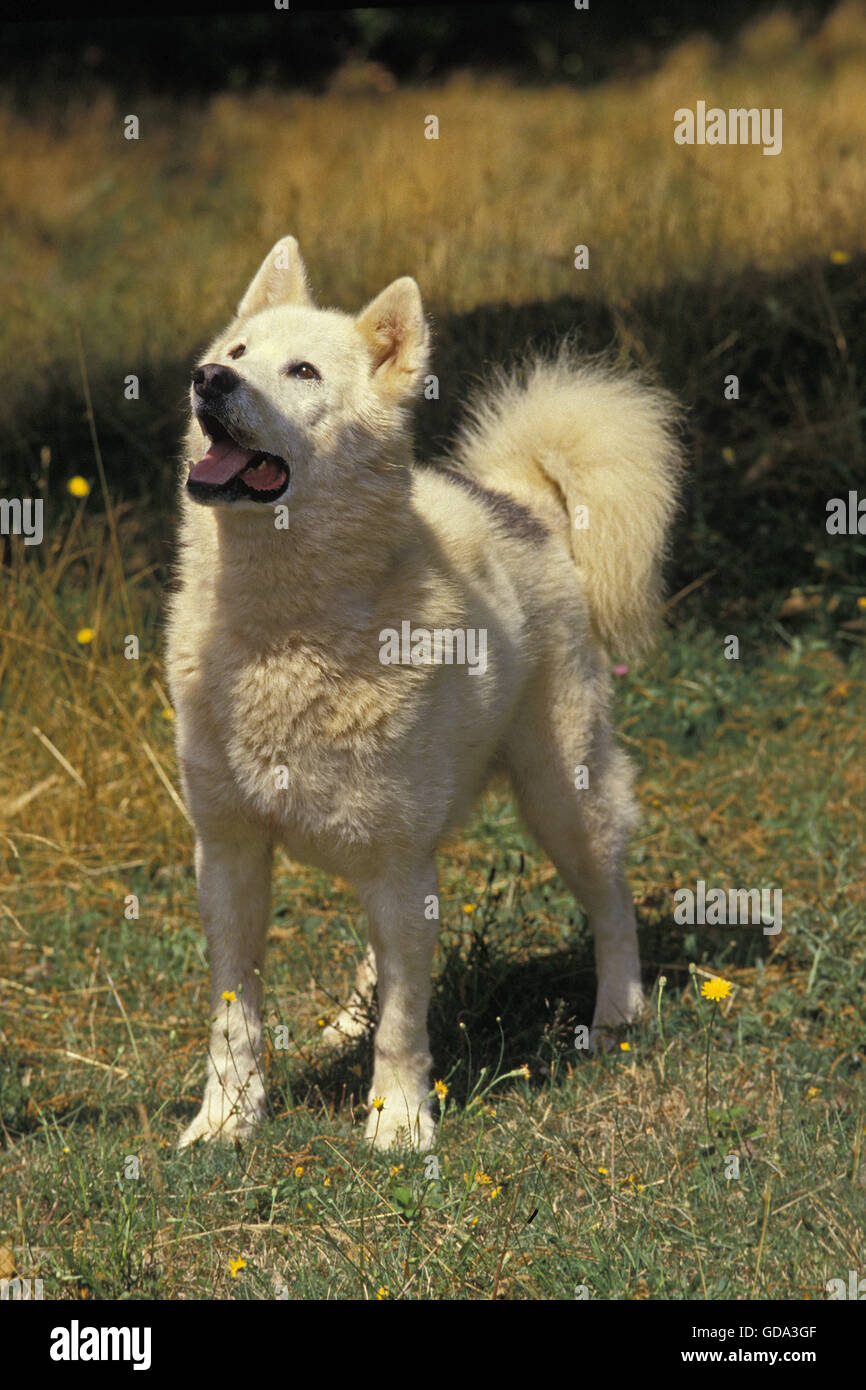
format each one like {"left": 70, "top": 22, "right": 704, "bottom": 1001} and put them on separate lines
{"left": 227, "top": 344, "right": 246, "bottom": 360}
{"left": 287, "top": 362, "right": 320, "bottom": 381}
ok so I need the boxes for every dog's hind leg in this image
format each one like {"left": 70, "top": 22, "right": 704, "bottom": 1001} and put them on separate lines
{"left": 505, "top": 680, "right": 644, "bottom": 1046}
{"left": 178, "top": 823, "right": 273, "bottom": 1147}
{"left": 355, "top": 860, "right": 439, "bottom": 1152}
{"left": 320, "top": 944, "right": 377, "bottom": 1048}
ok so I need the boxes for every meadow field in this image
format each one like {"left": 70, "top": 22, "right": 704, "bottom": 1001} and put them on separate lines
{"left": 0, "top": 6, "right": 865, "bottom": 1300}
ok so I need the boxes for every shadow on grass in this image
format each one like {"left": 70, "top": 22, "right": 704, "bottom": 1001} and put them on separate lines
{"left": 269, "top": 901, "right": 780, "bottom": 1124}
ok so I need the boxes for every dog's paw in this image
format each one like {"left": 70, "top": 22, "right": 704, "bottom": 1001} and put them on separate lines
{"left": 590, "top": 985, "right": 646, "bottom": 1052}
{"left": 320, "top": 1005, "right": 373, "bottom": 1051}
{"left": 177, "top": 1087, "right": 266, "bottom": 1149}
{"left": 365, "top": 1100, "right": 436, "bottom": 1153}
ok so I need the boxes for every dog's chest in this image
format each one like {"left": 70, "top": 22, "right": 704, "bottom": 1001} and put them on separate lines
{"left": 204, "top": 632, "right": 414, "bottom": 848}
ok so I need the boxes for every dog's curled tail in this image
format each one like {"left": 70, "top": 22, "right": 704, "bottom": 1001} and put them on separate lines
{"left": 451, "top": 351, "right": 686, "bottom": 659}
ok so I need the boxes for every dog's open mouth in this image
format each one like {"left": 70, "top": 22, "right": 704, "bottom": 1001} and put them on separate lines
{"left": 187, "top": 413, "right": 290, "bottom": 504}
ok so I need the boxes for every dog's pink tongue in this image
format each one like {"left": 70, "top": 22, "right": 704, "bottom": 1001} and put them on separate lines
{"left": 241, "top": 458, "right": 285, "bottom": 491}
{"left": 189, "top": 439, "right": 257, "bottom": 486}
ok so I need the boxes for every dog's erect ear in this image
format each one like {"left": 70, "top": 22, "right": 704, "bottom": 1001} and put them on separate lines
{"left": 237, "top": 236, "right": 313, "bottom": 318}
{"left": 356, "top": 277, "right": 429, "bottom": 395}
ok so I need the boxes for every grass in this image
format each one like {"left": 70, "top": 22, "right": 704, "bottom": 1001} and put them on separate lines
{"left": 1, "top": 4, "right": 866, "bottom": 1300}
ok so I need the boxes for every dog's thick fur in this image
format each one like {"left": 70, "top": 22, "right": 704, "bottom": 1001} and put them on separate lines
{"left": 166, "top": 236, "right": 683, "bottom": 1151}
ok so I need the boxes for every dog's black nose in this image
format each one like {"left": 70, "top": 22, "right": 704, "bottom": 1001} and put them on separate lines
{"left": 192, "top": 363, "right": 240, "bottom": 396}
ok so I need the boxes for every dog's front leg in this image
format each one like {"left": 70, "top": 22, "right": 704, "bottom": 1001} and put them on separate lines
{"left": 179, "top": 830, "right": 273, "bottom": 1148}
{"left": 360, "top": 863, "right": 439, "bottom": 1153}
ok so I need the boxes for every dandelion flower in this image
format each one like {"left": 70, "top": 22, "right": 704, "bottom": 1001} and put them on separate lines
{"left": 434, "top": 1079, "right": 448, "bottom": 1101}
{"left": 619, "top": 1041, "right": 631, "bottom": 1052}
{"left": 371, "top": 1096, "right": 385, "bottom": 1112}
{"left": 390, "top": 1164, "right": 404, "bottom": 1177}
{"left": 294, "top": 1165, "right": 304, "bottom": 1178}
{"left": 488, "top": 1185, "right": 502, "bottom": 1199}
{"left": 229, "top": 1257, "right": 246, "bottom": 1278}
{"left": 806, "top": 1086, "right": 820, "bottom": 1100}
{"left": 162, "top": 707, "right": 174, "bottom": 721}
{"left": 323, "top": 1176, "right": 331, "bottom": 1187}
{"left": 376, "top": 1286, "right": 390, "bottom": 1300}
{"left": 68, "top": 476, "right": 90, "bottom": 498}
{"left": 517, "top": 1063, "right": 530, "bottom": 1079}
{"left": 598, "top": 1167, "right": 608, "bottom": 1175}
{"left": 701, "top": 978, "right": 732, "bottom": 1002}
{"left": 221, "top": 990, "right": 236, "bottom": 1003}
{"left": 476, "top": 1172, "right": 492, "bottom": 1185}
{"left": 76, "top": 628, "right": 94, "bottom": 645}
{"left": 316, "top": 1017, "right": 326, "bottom": 1028}
{"left": 463, "top": 903, "right": 477, "bottom": 914}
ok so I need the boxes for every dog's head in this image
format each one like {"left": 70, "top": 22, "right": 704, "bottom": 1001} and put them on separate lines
{"left": 186, "top": 237, "right": 429, "bottom": 512}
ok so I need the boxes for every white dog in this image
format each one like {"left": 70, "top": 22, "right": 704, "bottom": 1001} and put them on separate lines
{"left": 166, "top": 237, "right": 683, "bottom": 1151}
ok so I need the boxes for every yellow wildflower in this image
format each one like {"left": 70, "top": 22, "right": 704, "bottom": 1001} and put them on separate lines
{"left": 701, "top": 978, "right": 733, "bottom": 1002}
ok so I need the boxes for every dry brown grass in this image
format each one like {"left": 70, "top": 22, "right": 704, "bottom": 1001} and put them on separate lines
{"left": 2, "top": 2, "right": 866, "bottom": 431}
